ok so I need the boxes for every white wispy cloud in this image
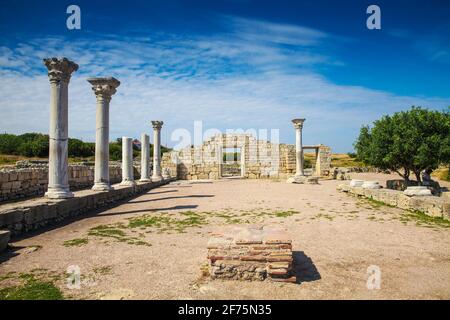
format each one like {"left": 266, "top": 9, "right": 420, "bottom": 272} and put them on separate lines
{"left": 388, "top": 24, "right": 450, "bottom": 64}
{"left": 0, "top": 16, "right": 448, "bottom": 152}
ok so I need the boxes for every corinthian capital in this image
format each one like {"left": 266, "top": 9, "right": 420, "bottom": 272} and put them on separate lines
{"left": 87, "top": 77, "right": 121, "bottom": 100}
{"left": 43, "top": 57, "right": 78, "bottom": 83}
{"left": 151, "top": 121, "right": 164, "bottom": 130}
{"left": 292, "top": 118, "right": 305, "bottom": 130}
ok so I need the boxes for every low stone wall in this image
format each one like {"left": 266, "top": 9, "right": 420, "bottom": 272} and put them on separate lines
{"left": 337, "top": 184, "right": 450, "bottom": 220}
{"left": 207, "top": 225, "right": 296, "bottom": 283}
{"left": 0, "top": 163, "right": 121, "bottom": 202}
{"left": 0, "top": 159, "right": 177, "bottom": 203}
{"left": 0, "top": 178, "right": 174, "bottom": 237}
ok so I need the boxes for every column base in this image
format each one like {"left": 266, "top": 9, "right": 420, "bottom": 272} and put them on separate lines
{"left": 45, "top": 188, "right": 74, "bottom": 199}
{"left": 92, "top": 183, "right": 113, "bottom": 191}
{"left": 151, "top": 176, "right": 163, "bottom": 182}
{"left": 287, "top": 175, "right": 319, "bottom": 184}
{"left": 119, "top": 180, "right": 137, "bottom": 187}
{"left": 139, "top": 178, "right": 151, "bottom": 182}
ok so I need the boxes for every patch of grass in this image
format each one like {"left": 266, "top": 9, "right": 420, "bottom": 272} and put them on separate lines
{"left": 128, "top": 211, "right": 207, "bottom": 233}
{"left": 274, "top": 210, "right": 298, "bottom": 218}
{"left": 366, "top": 197, "right": 395, "bottom": 209}
{"left": 314, "top": 213, "right": 335, "bottom": 221}
{"left": 0, "top": 274, "right": 63, "bottom": 300}
{"left": 93, "top": 266, "right": 112, "bottom": 275}
{"left": 330, "top": 153, "right": 365, "bottom": 167}
{"left": 88, "top": 224, "right": 151, "bottom": 246}
{"left": 88, "top": 224, "right": 127, "bottom": 239}
{"left": 63, "top": 238, "right": 88, "bottom": 247}
{"left": 361, "top": 198, "right": 450, "bottom": 229}
{"left": 403, "top": 210, "right": 450, "bottom": 228}
{"left": 86, "top": 208, "right": 302, "bottom": 241}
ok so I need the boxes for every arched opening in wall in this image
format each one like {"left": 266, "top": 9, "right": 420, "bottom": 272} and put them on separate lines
{"left": 221, "top": 147, "right": 242, "bottom": 178}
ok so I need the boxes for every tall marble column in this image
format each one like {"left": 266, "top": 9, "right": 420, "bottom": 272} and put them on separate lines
{"left": 292, "top": 118, "right": 305, "bottom": 176}
{"left": 43, "top": 57, "right": 78, "bottom": 199}
{"left": 140, "top": 133, "right": 151, "bottom": 182}
{"left": 120, "top": 137, "right": 136, "bottom": 186}
{"left": 88, "top": 77, "right": 120, "bottom": 191}
{"left": 151, "top": 121, "right": 164, "bottom": 181}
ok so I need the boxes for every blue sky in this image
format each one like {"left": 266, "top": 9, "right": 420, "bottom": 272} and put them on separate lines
{"left": 0, "top": 0, "right": 449, "bottom": 152}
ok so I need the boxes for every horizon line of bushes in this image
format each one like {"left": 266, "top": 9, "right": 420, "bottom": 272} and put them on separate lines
{"left": 0, "top": 133, "right": 171, "bottom": 161}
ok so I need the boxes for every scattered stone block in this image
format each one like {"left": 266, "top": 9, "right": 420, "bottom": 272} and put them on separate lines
{"left": 207, "top": 225, "right": 295, "bottom": 283}
{"left": 286, "top": 175, "right": 319, "bottom": 184}
{"left": 349, "top": 179, "right": 364, "bottom": 187}
{"left": 403, "top": 186, "right": 432, "bottom": 197}
{"left": 361, "top": 181, "right": 381, "bottom": 189}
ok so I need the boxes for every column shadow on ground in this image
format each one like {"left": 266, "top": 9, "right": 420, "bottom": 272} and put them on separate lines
{"left": 292, "top": 251, "right": 321, "bottom": 284}
{"left": 127, "top": 194, "right": 214, "bottom": 204}
{"left": 92, "top": 205, "right": 199, "bottom": 217}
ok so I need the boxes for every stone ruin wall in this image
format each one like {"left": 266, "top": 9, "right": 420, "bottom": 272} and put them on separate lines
{"left": 161, "top": 134, "right": 331, "bottom": 180}
{"left": 0, "top": 159, "right": 177, "bottom": 203}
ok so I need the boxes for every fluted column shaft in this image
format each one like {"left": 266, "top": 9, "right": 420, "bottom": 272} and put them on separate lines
{"left": 44, "top": 58, "right": 78, "bottom": 199}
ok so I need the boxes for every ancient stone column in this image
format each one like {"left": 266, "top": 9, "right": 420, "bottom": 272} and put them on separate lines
{"left": 292, "top": 119, "right": 305, "bottom": 176}
{"left": 43, "top": 58, "right": 78, "bottom": 199}
{"left": 140, "top": 133, "right": 151, "bottom": 182}
{"left": 120, "top": 137, "right": 136, "bottom": 186}
{"left": 88, "top": 77, "right": 120, "bottom": 191}
{"left": 151, "top": 121, "right": 164, "bottom": 181}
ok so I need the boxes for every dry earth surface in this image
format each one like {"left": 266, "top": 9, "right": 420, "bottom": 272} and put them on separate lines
{"left": 1, "top": 172, "right": 449, "bottom": 300}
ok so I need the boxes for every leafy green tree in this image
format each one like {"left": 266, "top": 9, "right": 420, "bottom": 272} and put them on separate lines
{"left": 354, "top": 107, "right": 450, "bottom": 184}
{"left": 109, "top": 142, "right": 122, "bottom": 161}
{"left": 0, "top": 134, "right": 20, "bottom": 154}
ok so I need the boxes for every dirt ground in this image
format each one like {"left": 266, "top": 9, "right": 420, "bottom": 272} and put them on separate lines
{"left": 1, "top": 172, "right": 449, "bottom": 300}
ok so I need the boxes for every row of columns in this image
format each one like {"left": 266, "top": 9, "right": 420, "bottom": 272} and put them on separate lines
{"left": 43, "top": 57, "right": 165, "bottom": 199}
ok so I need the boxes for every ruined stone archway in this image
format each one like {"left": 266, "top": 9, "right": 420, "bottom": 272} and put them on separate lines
{"left": 161, "top": 133, "right": 331, "bottom": 180}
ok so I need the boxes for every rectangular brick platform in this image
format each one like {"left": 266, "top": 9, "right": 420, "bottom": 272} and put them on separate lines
{"left": 207, "top": 225, "right": 296, "bottom": 283}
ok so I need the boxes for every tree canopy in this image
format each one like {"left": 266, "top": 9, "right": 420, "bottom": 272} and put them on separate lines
{"left": 354, "top": 107, "right": 450, "bottom": 183}
{"left": 0, "top": 133, "right": 171, "bottom": 161}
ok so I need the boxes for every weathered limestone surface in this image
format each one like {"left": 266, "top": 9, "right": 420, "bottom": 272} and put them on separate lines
{"left": 286, "top": 176, "right": 319, "bottom": 184}
{"left": 361, "top": 181, "right": 381, "bottom": 189}
{"left": 0, "top": 230, "right": 10, "bottom": 253}
{"left": 140, "top": 133, "right": 151, "bottom": 182}
{"left": 207, "top": 225, "right": 296, "bottom": 283}
{"left": 89, "top": 77, "right": 120, "bottom": 191}
{"left": 0, "top": 163, "right": 122, "bottom": 202}
{"left": 120, "top": 137, "right": 136, "bottom": 186}
{"left": 0, "top": 179, "right": 174, "bottom": 237}
{"left": 292, "top": 118, "right": 305, "bottom": 176}
{"left": 161, "top": 133, "right": 332, "bottom": 180}
{"left": 350, "top": 179, "right": 364, "bottom": 187}
{"left": 403, "top": 186, "right": 433, "bottom": 197}
{"left": 151, "top": 121, "right": 164, "bottom": 182}
{"left": 44, "top": 57, "right": 78, "bottom": 199}
{"left": 337, "top": 183, "right": 450, "bottom": 220}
